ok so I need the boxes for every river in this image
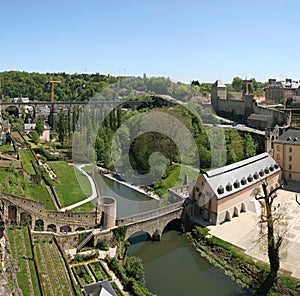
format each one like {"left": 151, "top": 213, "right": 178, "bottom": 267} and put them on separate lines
{"left": 94, "top": 173, "right": 159, "bottom": 218}
{"left": 127, "top": 230, "right": 254, "bottom": 296}
{"left": 94, "top": 174, "right": 254, "bottom": 295}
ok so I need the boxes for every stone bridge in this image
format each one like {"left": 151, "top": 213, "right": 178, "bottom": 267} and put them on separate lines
{"left": 0, "top": 96, "right": 178, "bottom": 129}
{"left": 0, "top": 192, "right": 98, "bottom": 233}
{"left": 116, "top": 201, "right": 184, "bottom": 240}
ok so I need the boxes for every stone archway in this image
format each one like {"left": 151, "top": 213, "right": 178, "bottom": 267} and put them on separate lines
{"left": 233, "top": 207, "right": 239, "bottom": 218}
{"left": 127, "top": 231, "right": 152, "bottom": 245}
{"left": 162, "top": 218, "right": 182, "bottom": 235}
{"left": 241, "top": 202, "right": 246, "bottom": 213}
{"left": 8, "top": 206, "right": 17, "bottom": 221}
{"left": 225, "top": 210, "right": 231, "bottom": 222}
{"left": 60, "top": 225, "right": 71, "bottom": 233}
{"left": 47, "top": 224, "right": 57, "bottom": 232}
{"left": 20, "top": 213, "right": 32, "bottom": 226}
{"left": 34, "top": 219, "right": 44, "bottom": 231}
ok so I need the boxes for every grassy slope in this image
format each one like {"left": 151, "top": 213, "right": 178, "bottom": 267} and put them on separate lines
{"left": 18, "top": 149, "right": 36, "bottom": 175}
{"left": 154, "top": 164, "right": 200, "bottom": 196}
{"left": 0, "top": 167, "right": 55, "bottom": 210}
{"left": 49, "top": 161, "right": 93, "bottom": 208}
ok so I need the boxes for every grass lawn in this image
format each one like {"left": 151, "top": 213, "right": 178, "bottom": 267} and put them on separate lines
{"left": 0, "top": 143, "right": 15, "bottom": 153}
{"left": 49, "top": 161, "right": 92, "bottom": 208}
{"left": 154, "top": 164, "right": 200, "bottom": 196}
{"left": 26, "top": 184, "right": 56, "bottom": 210}
{"left": 19, "top": 149, "right": 36, "bottom": 175}
{"left": 72, "top": 201, "right": 95, "bottom": 212}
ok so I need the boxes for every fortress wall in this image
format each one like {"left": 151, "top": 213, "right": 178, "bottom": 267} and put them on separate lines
{"left": 212, "top": 98, "right": 245, "bottom": 115}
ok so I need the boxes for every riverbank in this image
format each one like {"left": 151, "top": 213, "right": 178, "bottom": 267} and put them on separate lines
{"left": 102, "top": 172, "right": 160, "bottom": 201}
{"left": 187, "top": 226, "right": 300, "bottom": 295}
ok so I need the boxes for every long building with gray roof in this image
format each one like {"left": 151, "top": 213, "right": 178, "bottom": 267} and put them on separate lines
{"left": 188, "top": 152, "right": 281, "bottom": 225}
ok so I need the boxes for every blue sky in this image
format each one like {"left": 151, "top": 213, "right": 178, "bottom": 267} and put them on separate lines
{"left": 1, "top": 0, "right": 299, "bottom": 83}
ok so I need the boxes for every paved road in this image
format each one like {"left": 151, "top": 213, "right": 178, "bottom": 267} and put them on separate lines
{"left": 60, "top": 164, "right": 97, "bottom": 211}
{"left": 203, "top": 123, "right": 265, "bottom": 135}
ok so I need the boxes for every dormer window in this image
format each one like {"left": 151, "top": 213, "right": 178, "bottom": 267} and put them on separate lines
{"left": 269, "top": 165, "right": 274, "bottom": 172}
{"left": 241, "top": 177, "right": 247, "bottom": 185}
{"left": 226, "top": 183, "right": 232, "bottom": 191}
{"left": 265, "top": 167, "right": 270, "bottom": 174}
{"left": 254, "top": 172, "right": 259, "bottom": 179}
{"left": 233, "top": 180, "right": 240, "bottom": 188}
{"left": 217, "top": 185, "right": 224, "bottom": 194}
{"left": 259, "top": 169, "right": 265, "bottom": 177}
{"left": 247, "top": 175, "right": 253, "bottom": 182}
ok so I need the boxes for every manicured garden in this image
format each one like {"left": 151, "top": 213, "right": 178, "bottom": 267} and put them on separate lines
{"left": 34, "top": 239, "right": 75, "bottom": 296}
{"left": 71, "top": 264, "right": 94, "bottom": 287}
{"left": 88, "top": 260, "right": 112, "bottom": 282}
{"left": 7, "top": 226, "right": 41, "bottom": 296}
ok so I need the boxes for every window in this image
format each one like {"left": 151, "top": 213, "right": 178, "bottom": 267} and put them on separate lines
{"left": 289, "top": 155, "right": 292, "bottom": 161}
{"left": 289, "top": 164, "right": 292, "bottom": 170}
{"left": 289, "top": 147, "right": 292, "bottom": 153}
{"left": 196, "top": 187, "right": 200, "bottom": 192}
{"left": 277, "top": 145, "right": 280, "bottom": 151}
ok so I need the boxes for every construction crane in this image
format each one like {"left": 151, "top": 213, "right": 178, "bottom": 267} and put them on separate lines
{"left": 49, "top": 76, "right": 61, "bottom": 102}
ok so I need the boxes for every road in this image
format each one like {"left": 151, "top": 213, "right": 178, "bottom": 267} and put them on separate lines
{"left": 203, "top": 122, "right": 265, "bottom": 136}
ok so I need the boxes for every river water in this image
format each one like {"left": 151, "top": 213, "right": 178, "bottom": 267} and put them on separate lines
{"left": 94, "top": 173, "right": 254, "bottom": 295}
{"left": 128, "top": 231, "right": 254, "bottom": 296}
{"left": 94, "top": 173, "right": 159, "bottom": 218}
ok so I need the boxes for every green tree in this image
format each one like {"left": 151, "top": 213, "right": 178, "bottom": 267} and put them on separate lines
{"left": 244, "top": 133, "right": 257, "bottom": 158}
{"left": 35, "top": 115, "right": 44, "bottom": 136}
{"left": 232, "top": 77, "right": 243, "bottom": 92}
{"left": 31, "top": 130, "right": 39, "bottom": 144}
{"left": 124, "top": 256, "right": 146, "bottom": 284}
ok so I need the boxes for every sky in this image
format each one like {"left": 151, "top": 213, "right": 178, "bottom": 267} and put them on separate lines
{"left": 1, "top": 0, "right": 300, "bottom": 83}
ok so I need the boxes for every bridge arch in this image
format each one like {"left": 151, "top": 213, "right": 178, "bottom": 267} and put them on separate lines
{"left": 162, "top": 218, "right": 182, "bottom": 234}
{"left": 123, "top": 207, "right": 183, "bottom": 241}
{"left": 3, "top": 105, "right": 19, "bottom": 117}
{"left": 127, "top": 231, "right": 152, "bottom": 245}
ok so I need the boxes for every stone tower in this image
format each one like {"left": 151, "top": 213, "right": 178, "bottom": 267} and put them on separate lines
{"left": 211, "top": 80, "right": 227, "bottom": 111}
{"left": 97, "top": 196, "right": 117, "bottom": 230}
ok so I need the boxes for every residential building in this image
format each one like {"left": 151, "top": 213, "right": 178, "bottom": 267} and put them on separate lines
{"left": 188, "top": 153, "right": 281, "bottom": 225}
{"left": 265, "top": 78, "right": 300, "bottom": 103}
{"left": 273, "top": 129, "right": 300, "bottom": 182}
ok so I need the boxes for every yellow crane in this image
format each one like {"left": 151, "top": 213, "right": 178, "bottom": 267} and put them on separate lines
{"left": 49, "top": 76, "right": 61, "bottom": 102}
